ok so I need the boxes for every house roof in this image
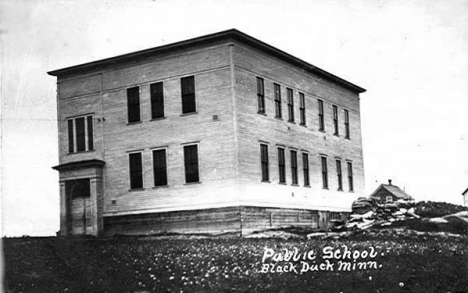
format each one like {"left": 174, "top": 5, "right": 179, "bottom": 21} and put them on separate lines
{"left": 370, "top": 184, "right": 413, "bottom": 200}
{"left": 47, "top": 29, "right": 366, "bottom": 94}
{"left": 463, "top": 187, "right": 468, "bottom": 196}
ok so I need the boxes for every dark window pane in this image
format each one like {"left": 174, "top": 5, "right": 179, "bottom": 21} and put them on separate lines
{"left": 344, "top": 110, "right": 350, "bottom": 139}
{"left": 347, "top": 162, "right": 354, "bottom": 191}
{"left": 302, "top": 153, "right": 310, "bottom": 186}
{"left": 299, "top": 93, "right": 306, "bottom": 125}
{"left": 68, "top": 120, "right": 74, "bottom": 153}
{"left": 184, "top": 145, "right": 199, "bottom": 183}
{"left": 87, "top": 116, "right": 93, "bottom": 150}
{"left": 127, "top": 87, "right": 140, "bottom": 123}
{"left": 181, "top": 76, "right": 196, "bottom": 114}
{"left": 321, "top": 157, "right": 328, "bottom": 189}
{"left": 65, "top": 179, "right": 91, "bottom": 199}
{"left": 153, "top": 149, "right": 167, "bottom": 186}
{"left": 287, "top": 88, "right": 294, "bottom": 122}
{"left": 318, "top": 100, "right": 324, "bottom": 131}
{"left": 260, "top": 144, "right": 269, "bottom": 181}
{"left": 129, "top": 153, "right": 143, "bottom": 189}
{"left": 291, "top": 150, "right": 298, "bottom": 184}
{"left": 76, "top": 117, "right": 86, "bottom": 152}
{"left": 336, "top": 160, "right": 343, "bottom": 190}
{"left": 257, "top": 77, "right": 265, "bottom": 113}
{"left": 278, "top": 148, "right": 285, "bottom": 183}
{"left": 151, "top": 82, "right": 164, "bottom": 119}
{"left": 333, "top": 105, "right": 339, "bottom": 135}
{"left": 274, "top": 83, "right": 281, "bottom": 118}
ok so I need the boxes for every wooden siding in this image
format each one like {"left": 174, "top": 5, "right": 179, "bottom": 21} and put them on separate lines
{"left": 233, "top": 42, "right": 365, "bottom": 212}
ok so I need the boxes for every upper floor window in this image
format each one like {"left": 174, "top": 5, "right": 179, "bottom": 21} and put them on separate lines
{"left": 302, "top": 153, "right": 310, "bottom": 186}
{"left": 333, "top": 105, "right": 339, "bottom": 136}
{"left": 67, "top": 115, "right": 93, "bottom": 153}
{"left": 318, "top": 99, "right": 325, "bottom": 131}
{"left": 299, "top": 93, "right": 306, "bottom": 126}
{"left": 153, "top": 149, "right": 168, "bottom": 186}
{"left": 129, "top": 152, "right": 143, "bottom": 190}
{"left": 181, "top": 76, "right": 196, "bottom": 114}
{"left": 257, "top": 77, "right": 265, "bottom": 114}
{"left": 151, "top": 82, "right": 164, "bottom": 119}
{"left": 287, "top": 88, "right": 294, "bottom": 122}
{"left": 184, "top": 144, "right": 199, "bottom": 183}
{"left": 278, "top": 147, "right": 286, "bottom": 183}
{"left": 344, "top": 109, "right": 350, "bottom": 139}
{"left": 274, "top": 83, "right": 282, "bottom": 118}
{"left": 260, "top": 144, "right": 269, "bottom": 182}
{"left": 347, "top": 161, "right": 354, "bottom": 191}
{"left": 336, "top": 159, "right": 343, "bottom": 191}
{"left": 127, "top": 86, "right": 141, "bottom": 123}
{"left": 321, "top": 156, "right": 328, "bottom": 189}
{"left": 290, "top": 150, "right": 298, "bottom": 185}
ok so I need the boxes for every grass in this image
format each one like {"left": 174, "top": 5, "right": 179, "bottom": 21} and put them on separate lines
{"left": 3, "top": 233, "right": 468, "bottom": 293}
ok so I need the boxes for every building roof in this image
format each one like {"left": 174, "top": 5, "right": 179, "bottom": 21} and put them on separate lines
{"left": 370, "top": 184, "right": 413, "bottom": 200}
{"left": 463, "top": 187, "right": 468, "bottom": 196}
{"left": 47, "top": 29, "right": 366, "bottom": 94}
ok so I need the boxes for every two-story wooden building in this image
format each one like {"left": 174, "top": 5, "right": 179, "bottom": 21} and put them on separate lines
{"left": 49, "top": 29, "right": 366, "bottom": 236}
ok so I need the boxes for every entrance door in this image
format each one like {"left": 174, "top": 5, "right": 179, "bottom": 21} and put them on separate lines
{"left": 318, "top": 211, "right": 330, "bottom": 231}
{"left": 66, "top": 179, "right": 92, "bottom": 235}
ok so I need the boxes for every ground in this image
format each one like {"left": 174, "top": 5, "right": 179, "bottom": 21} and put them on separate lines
{"left": 3, "top": 232, "right": 468, "bottom": 293}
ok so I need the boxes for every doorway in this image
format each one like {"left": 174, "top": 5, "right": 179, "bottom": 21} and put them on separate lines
{"left": 66, "top": 179, "right": 92, "bottom": 235}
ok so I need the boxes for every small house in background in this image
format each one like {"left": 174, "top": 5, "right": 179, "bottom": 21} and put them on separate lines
{"left": 370, "top": 180, "right": 413, "bottom": 203}
{"left": 462, "top": 188, "right": 468, "bottom": 206}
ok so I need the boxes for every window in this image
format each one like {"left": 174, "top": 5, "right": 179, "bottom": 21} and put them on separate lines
{"left": 151, "top": 82, "right": 164, "bottom": 119}
{"left": 257, "top": 77, "right": 265, "bottom": 114}
{"left": 302, "top": 153, "right": 310, "bottom": 186}
{"left": 181, "top": 76, "right": 196, "bottom": 114}
{"left": 274, "top": 83, "right": 282, "bottom": 118}
{"left": 278, "top": 148, "right": 286, "bottom": 183}
{"left": 153, "top": 149, "right": 167, "bottom": 186}
{"left": 347, "top": 162, "right": 354, "bottom": 191}
{"left": 65, "top": 179, "right": 90, "bottom": 199}
{"left": 386, "top": 196, "right": 393, "bottom": 203}
{"left": 299, "top": 93, "right": 306, "bottom": 125}
{"left": 318, "top": 99, "right": 325, "bottom": 131}
{"left": 127, "top": 86, "right": 140, "bottom": 123}
{"left": 291, "top": 150, "right": 298, "bottom": 185}
{"left": 287, "top": 88, "right": 294, "bottom": 122}
{"left": 184, "top": 145, "right": 199, "bottom": 183}
{"left": 344, "top": 109, "right": 350, "bottom": 139}
{"left": 333, "top": 105, "right": 339, "bottom": 136}
{"left": 321, "top": 156, "right": 328, "bottom": 189}
{"left": 129, "top": 152, "right": 143, "bottom": 190}
{"left": 260, "top": 144, "right": 269, "bottom": 181}
{"left": 336, "top": 159, "right": 343, "bottom": 191}
{"left": 67, "top": 115, "right": 94, "bottom": 153}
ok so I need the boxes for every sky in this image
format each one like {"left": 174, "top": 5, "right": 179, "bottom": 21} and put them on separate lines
{"left": 1, "top": 0, "right": 467, "bottom": 236}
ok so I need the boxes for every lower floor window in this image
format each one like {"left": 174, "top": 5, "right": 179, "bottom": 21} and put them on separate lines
{"left": 184, "top": 145, "right": 200, "bottom": 183}
{"left": 129, "top": 152, "right": 143, "bottom": 189}
{"left": 153, "top": 149, "right": 167, "bottom": 186}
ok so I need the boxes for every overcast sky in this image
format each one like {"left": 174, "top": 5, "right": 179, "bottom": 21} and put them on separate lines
{"left": 1, "top": 0, "right": 467, "bottom": 236}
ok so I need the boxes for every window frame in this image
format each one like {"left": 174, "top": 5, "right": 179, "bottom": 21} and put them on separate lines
{"left": 318, "top": 99, "right": 325, "bottom": 131}
{"left": 257, "top": 77, "right": 265, "bottom": 114}
{"left": 333, "top": 105, "right": 339, "bottom": 136}
{"left": 336, "top": 159, "right": 343, "bottom": 191}
{"left": 302, "top": 153, "right": 310, "bottom": 187}
{"left": 299, "top": 93, "right": 306, "bottom": 126}
{"left": 290, "top": 150, "right": 298, "bottom": 185}
{"left": 183, "top": 144, "right": 200, "bottom": 183}
{"left": 287, "top": 88, "right": 294, "bottom": 122}
{"left": 129, "top": 152, "right": 144, "bottom": 190}
{"left": 347, "top": 161, "right": 354, "bottom": 191}
{"left": 152, "top": 148, "right": 168, "bottom": 187}
{"left": 150, "top": 81, "right": 165, "bottom": 119}
{"left": 260, "top": 144, "right": 269, "bottom": 182}
{"left": 278, "top": 147, "right": 286, "bottom": 184}
{"left": 344, "top": 109, "right": 350, "bottom": 139}
{"left": 181, "top": 76, "right": 196, "bottom": 114}
{"left": 274, "top": 83, "right": 282, "bottom": 118}
{"left": 127, "top": 86, "right": 141, "bottom": 123}
{"left": 67, "top": 114, "right": 94, "bottom": 154}
{"left": 321, "top": 156, "right": 328, "bottom": 189}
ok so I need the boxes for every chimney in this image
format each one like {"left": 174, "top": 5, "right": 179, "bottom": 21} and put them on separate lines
{"left": 388, "top": 179, "right": 392, "bottom": 185}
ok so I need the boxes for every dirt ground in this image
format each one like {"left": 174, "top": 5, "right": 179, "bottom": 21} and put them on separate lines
{"left": 3, "top": 232, "right": 468, "bottom": 293}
